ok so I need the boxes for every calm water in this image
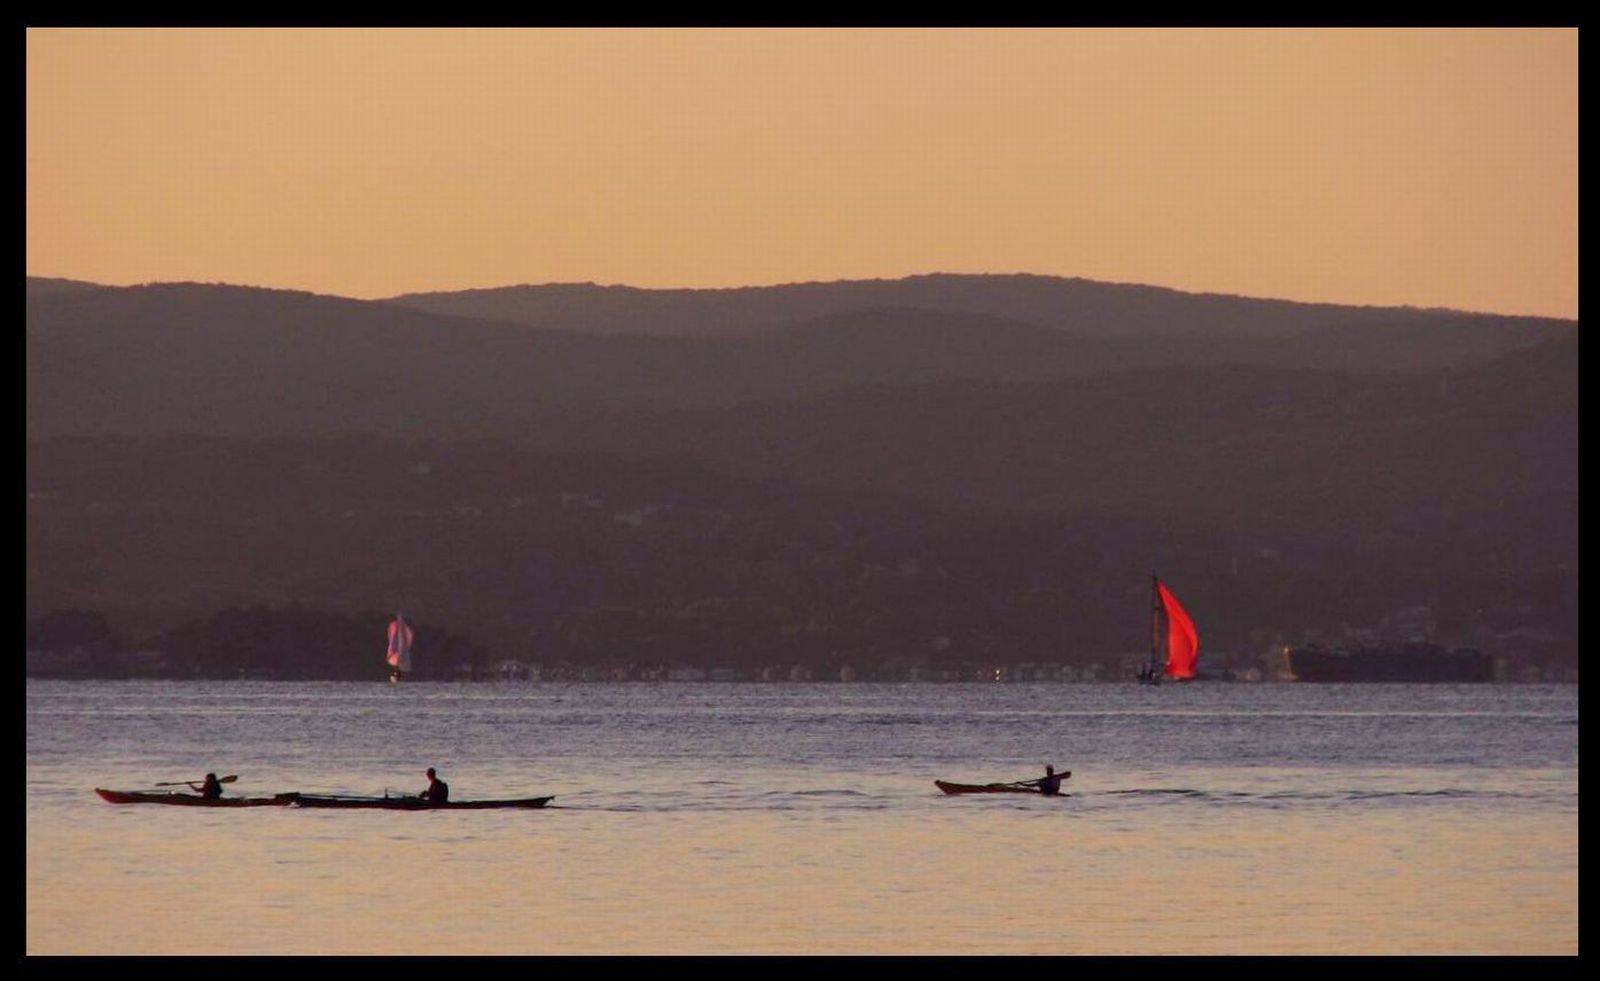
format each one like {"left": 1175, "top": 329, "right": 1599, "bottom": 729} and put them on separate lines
{"left": 26, "top": 680, "right": 1578, "bottom": 955}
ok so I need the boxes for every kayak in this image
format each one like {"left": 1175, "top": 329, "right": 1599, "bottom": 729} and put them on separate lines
{"left": 935, "top": 778, "right": 1069, "bottom": 796}
{"left": 95, "top": 788, "right": 292, "bottom": 807}
{"left": 94, "top": 788, "right": 554, "bottom": 809}
{"left": 280, "top": 793, "right": 553, "bottom": 810}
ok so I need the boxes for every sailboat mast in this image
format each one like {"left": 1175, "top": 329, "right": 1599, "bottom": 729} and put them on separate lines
{"left": 1150, "top": 573, "right": 1162, "bottom": 674}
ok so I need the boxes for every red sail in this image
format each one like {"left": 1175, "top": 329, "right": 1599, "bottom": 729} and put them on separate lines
{"left": 1156, "top": 580, "right": 1200, "bottom": 679}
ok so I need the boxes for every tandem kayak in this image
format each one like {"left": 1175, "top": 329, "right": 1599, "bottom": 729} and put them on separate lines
{"left": 95, "top": 789, "right": 293, "bottom": 807}
{"left": 280, "top": 793, "right": 554, "bottom": 810}
{"left": 935, "top": 778, "right": 1069, "bottom": 796}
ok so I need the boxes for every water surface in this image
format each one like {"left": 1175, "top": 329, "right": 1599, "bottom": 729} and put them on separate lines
{"left": 27, "top": 681, "right": 1578, "bottom": 954}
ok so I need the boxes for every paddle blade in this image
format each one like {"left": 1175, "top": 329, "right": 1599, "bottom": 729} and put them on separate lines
{"left": 152, "top": 774, "right": 238, "bottom": 787}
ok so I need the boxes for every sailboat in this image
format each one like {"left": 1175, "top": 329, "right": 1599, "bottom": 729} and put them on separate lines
{"left": 1140, "top": 575, "right": 1199, "bottom": 683}
{"left": 386, "top": 613, "right": 414, "bottom": 683}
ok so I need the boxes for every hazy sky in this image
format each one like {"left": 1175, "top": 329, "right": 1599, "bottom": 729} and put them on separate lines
{"left": 27, "top": 28, "right": 1577, "bottom": 318}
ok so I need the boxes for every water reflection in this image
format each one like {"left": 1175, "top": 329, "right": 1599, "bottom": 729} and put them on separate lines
{"left": 27, "top": 681, "right": 1578, "bottom": 954}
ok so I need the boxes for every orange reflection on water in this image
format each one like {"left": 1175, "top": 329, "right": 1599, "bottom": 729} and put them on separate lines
{"left": 27, "top": 797, "right": 1576, "bottom": 954}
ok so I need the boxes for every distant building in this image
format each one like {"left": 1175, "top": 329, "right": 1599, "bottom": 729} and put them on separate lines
{"left": 496, "top": 660, "right": 530, "bottom": 681}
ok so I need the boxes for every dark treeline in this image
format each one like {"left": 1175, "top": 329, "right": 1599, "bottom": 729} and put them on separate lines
{"left": 26, "top": 436, "right": 1576, "bottom": 678}
{"left": 26, "top": 606, "right": 484, "bottom": 680}
{"left": 148, "top": 607, "right": 485, "bottom": 680}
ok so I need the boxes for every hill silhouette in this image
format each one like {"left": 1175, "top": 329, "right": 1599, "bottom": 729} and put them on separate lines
{"left": 386, "top": 271, "right": 1563, "bottom": 342}
{"left": 533, "top": 334, "right": 1577, "bottom": 568}
{"left": 25, "top": 275, "right": 1576, "bottom": 671}
{"left": 26, "top": 276, "right": 108, "bottom": 299}
{"left": 26, "top": 278, "right": 1572, "bottom": 441}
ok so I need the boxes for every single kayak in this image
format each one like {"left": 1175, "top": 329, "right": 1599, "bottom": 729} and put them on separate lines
{"left": 935, "top": 778, "right": 1069, "bottom": 796}
{"left": 280, "top": 793, "right": 554, "bottom": 810}
{"left": 95, "top": 789, "right": 292, "bottom": 807}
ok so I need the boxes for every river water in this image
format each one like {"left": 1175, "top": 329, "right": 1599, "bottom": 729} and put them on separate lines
{"left": 25, "top": 679, "right": 1577, "bottom": 955}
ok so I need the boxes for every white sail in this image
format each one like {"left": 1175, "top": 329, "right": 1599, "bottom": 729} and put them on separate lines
{"left": 386, "top": 616, "right": 414, "bottom": 674}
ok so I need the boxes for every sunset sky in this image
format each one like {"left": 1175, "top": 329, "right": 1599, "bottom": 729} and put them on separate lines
{"left": 26, "top": 28, "right": 1577, "bottom": 318}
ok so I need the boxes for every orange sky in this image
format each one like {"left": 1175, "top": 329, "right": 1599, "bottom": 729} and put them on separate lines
{"left": 26, "top": 28, "right": 1577, "bottom": 318}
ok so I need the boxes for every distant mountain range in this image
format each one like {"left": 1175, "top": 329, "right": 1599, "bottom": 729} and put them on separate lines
{"left": 26, "top": 275, "right": 1574, "bottom": 439}
{"left": 383, "top": 272, "right": 1559, "bottom": 340}
{"left": 25, "top": 276, "right": 107, "bottom": 299}
{"left": 26, "top": 273, "right": 1577, "bottom": 662}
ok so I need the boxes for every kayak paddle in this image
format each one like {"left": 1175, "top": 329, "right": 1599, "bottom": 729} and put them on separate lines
{"left": 154, "top": 774, "right": 238, "bottom": 787}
